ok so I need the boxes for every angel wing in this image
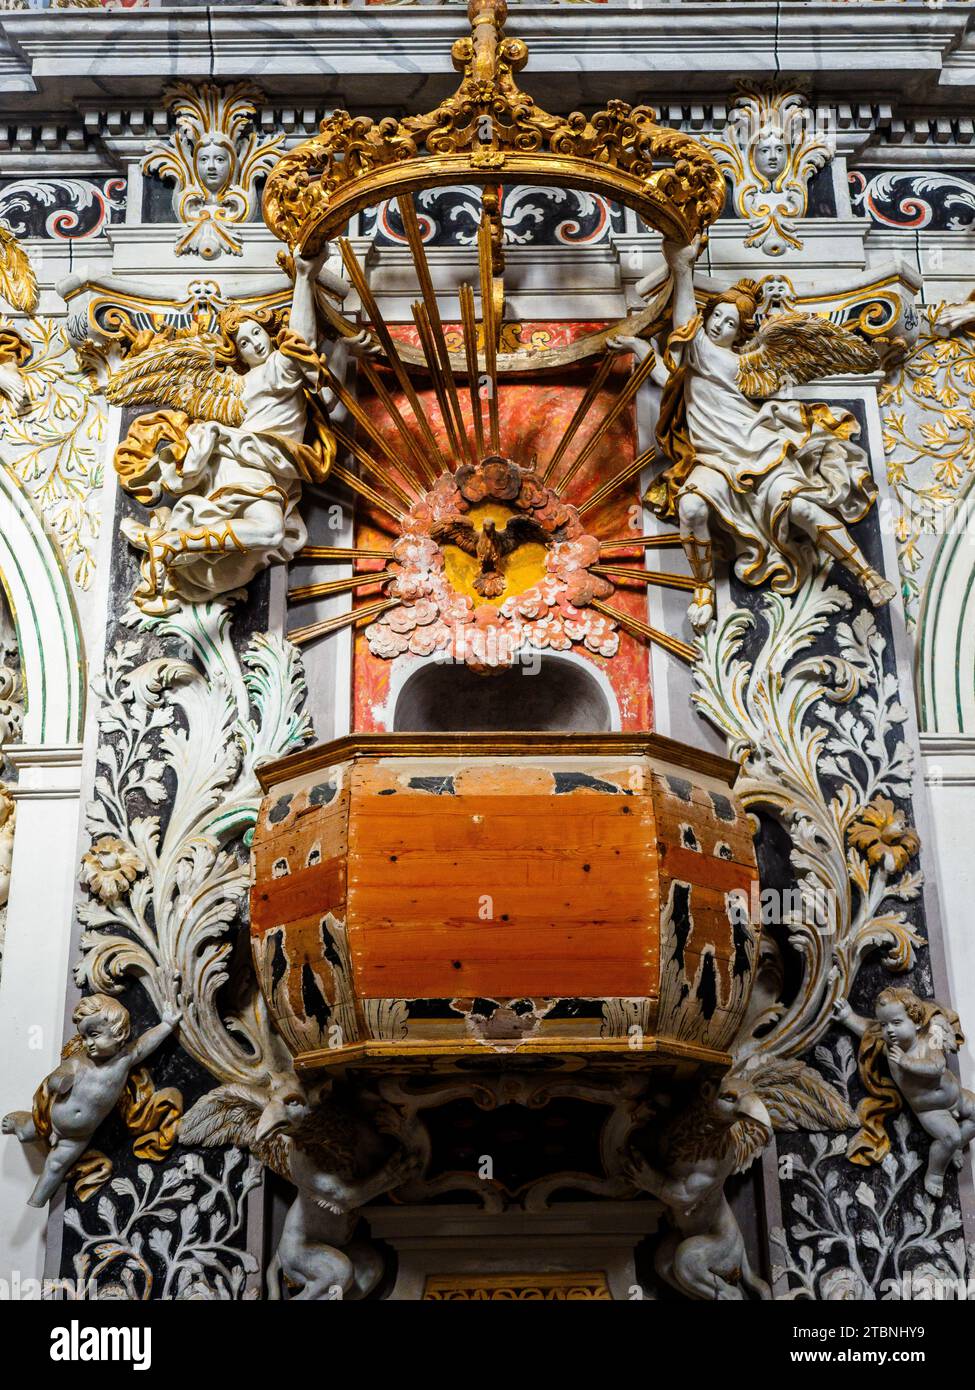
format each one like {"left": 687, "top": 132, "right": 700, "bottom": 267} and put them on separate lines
{"left": 497, "top": 516, "right": 551, "bottom": 556}
{"left": 0, "top": 225, "right": 38, "bottom": 315}
{"left": 740, "top": 1056, "right": 857, "bottom": 1133}
{"left": 432, "top": 520, "right": 478, "bottom": 556}
{"left": 104, "top": 329, "right": 245, "bottom": 427}
{"left": 736, "top": 312, "right": 881, "bottom": 399}
{"left": 179, "top": 1083, "right": 292, "bottom": 1181}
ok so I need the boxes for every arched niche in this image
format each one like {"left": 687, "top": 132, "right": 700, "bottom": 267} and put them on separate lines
{"left": 390, "top": 651, "right": 620, "bottom": 734}
{"left": 0, "top": 466, "right": 84, "bottom": 746}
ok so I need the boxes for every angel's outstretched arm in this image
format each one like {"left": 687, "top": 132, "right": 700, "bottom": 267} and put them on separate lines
{"left": 662, "top": 236, "right": 702, "bottom": 334}
{"left": 290, "top": 249, "right": 328, "bottom": 346}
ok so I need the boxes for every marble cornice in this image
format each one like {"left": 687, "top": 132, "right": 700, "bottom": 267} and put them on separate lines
{"left": 0, "top": 4, "right": 970, "bottom": 109}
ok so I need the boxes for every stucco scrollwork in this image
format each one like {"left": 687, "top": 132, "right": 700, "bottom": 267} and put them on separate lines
{"left": 74, "top": 596, "right": 312, "bottom": 1093}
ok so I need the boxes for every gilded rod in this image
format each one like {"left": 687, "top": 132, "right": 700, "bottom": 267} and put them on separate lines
{"left": 553, "top": 350, "right": 658, "bottom": 496}
{"left": 339, "top": 237, "right": 449, "bottom": 475}
{"left": 459, "top": 282, "right": 486, "bottom": 459}
{"left": 287, "top": 597, "right": 398, "bottom": 648}
{"left": 359, "top": 359, "right": 436, "bottom": 491}
{"left": 398, "top": 194, "right": 474, "bottom": 466}
{"left": 331, "top": 462, "right": 406, "bottom": 522}
{"left": 540, "top": 354, "right": 615, "bottom": 484}
{"left": 576, "top": 448, "right": 654, "bottom": 518}
{"left": 589, "top": 599, "right": 696, "bottom": 664}
{"left": 330, "top": 423, "right": 417, "bottom": 513}
{"left": 288, "top": 570, "right": 393, "bottom": 603}
{"left": 478, "top": 213, "right": 501, "bottom": 454}
{"left": 591, "top": 565, "right": 696, "bottom": 592}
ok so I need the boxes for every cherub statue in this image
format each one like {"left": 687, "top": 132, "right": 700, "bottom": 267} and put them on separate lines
{"left": 623, "top": 1078, "right": 773, "bottom": 1300}
{"left": 615, "top": 236, "right": 893, "bottom": 632}
{"left": 106, "top": 249, "right": 357, "bottom": 614}
{"left": 2, "top": 990, "right": 181, "bottom": 1208}
{"left": 834, "top": 987, "right": 975, "bottom": 1197}
{"left": 181, "top": 1075, "right": 419, "bottom": 1300}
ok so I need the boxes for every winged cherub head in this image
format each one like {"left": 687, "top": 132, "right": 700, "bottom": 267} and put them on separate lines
{"left": 215, "top": 303, "right": 284, "bottom": 372}
{"left": 704, "top": 279, "right": 760, "bottom": 349}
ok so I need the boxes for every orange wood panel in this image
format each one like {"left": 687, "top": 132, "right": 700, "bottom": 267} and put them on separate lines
{"left": 346, "top": 775, "right": 660, "bottom": 998}
{"left": 251, "top": 857, "right": 346, "bottom": 933}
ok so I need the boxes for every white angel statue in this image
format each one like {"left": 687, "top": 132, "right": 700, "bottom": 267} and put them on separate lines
{"left": 107, "top": 249, "right": 354, "bottom": 614}
{"left": 616, "top": 237, "right": 895, "bottom": 633}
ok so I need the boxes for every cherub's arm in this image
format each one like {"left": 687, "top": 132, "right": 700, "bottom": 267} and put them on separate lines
{"left": 832, "top": 998, "right": 870, "bottom": 1038}
{"left": 126, "top": 1005, "right": 181, "bottom": 1068}
{"left": 889, "top": 1044, "right": 946, "bottom": 1080}
{"left": 662, "top": 236, "right": 702, "bottom": 334}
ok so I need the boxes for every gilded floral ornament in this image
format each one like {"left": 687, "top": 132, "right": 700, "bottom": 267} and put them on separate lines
{"left": 0, "top": 315, "right": 105, "bottom": 592}
{"left": 848, "top": 796, "right": 921, "bottom": 876}
{"left": 80, "top": 835, "right": 145, "bottom": 906}
{"left": 880, "top": 297, "right": 975, "bottom": 624}
{"left": 144, "top": 82, "right": 285, "bottom": 260}
{"left": 704, "top": 84, "right": 833, "bottom": 256}
{"left": 262, "top": 0, "right": 725, "bottom": 255}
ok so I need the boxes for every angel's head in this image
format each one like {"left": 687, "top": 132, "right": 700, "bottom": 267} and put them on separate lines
{"left": 195, "top": 136, "right": 236, "bottom": 196}
{"left": 752, "top": 123, "right": 788, "bottom": 181}
{"left": 215, "top": 304, "right": 283, "bottom": 372}
{"left": 73, "top": 993, "right": 130, "bottom": 1061}
{"left": 705, "top": 279, "right": 759, "bottom": 349}
{"left": 876, "top": 987, "right": 926, "bottom": 1049}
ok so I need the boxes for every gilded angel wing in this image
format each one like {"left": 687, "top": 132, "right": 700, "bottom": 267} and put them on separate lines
{"left": 0, "top": 225, "right": 39, "bottom": 315}
{"left": 179, "top": 1083, "right": 292, "bottom": 1181}
{"left": 736, "top": 311, "right": 881, "bottom": 399}
{"left": 104, "top": 329, "right": 245, "bottom": 427}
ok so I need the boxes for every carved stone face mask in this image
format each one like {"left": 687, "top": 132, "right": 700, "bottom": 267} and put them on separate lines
{"left": 197, "top": 142, "right": 233, "bottom": 194}
{"left": 235, "top": 319, "right": 273, "bottom": 368}
{"left": 753, "top": 129, "right": 787, "bottom": 180}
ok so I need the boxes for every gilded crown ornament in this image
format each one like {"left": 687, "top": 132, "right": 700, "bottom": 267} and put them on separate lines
{"left": 262, "top": 0, "right": 726, "bottom": 254}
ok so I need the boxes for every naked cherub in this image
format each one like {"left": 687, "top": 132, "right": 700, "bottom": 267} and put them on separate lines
{"left": 2, "top": 991, "right": 181, "bottom": 1208}
{"left": 835, "top": 987, "right": 975, "bottom": 1197}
